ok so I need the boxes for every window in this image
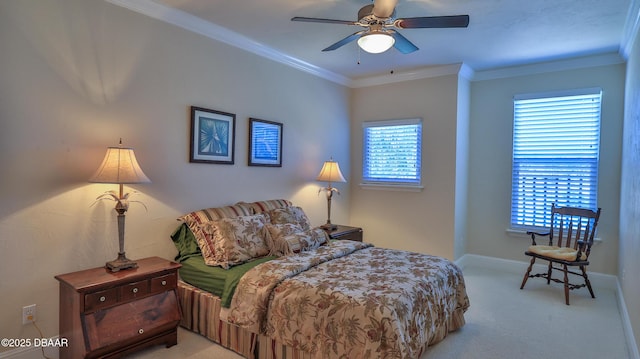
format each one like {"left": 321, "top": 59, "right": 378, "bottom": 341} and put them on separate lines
{"left": 511, "top": 88, "right": 601, "bottom": 229}
{"left": 362, "top": 118, "right": 422, "bottom": 187}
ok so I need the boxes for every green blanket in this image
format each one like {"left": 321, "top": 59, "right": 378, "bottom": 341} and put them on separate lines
{"left": 179, "top": 254, "right": 276, "bottom": 308}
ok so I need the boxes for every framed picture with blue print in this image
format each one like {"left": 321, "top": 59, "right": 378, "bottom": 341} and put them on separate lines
{"left": 248, "top": 118, "right": 282, "bottom": 167}
{"left": 190, "top": 106, "right": 235, "bottom": 164}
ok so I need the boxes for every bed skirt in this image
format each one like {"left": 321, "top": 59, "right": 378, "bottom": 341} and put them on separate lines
{"left": 178, "top": 280, "right": 258, "bottom": 358}
{"left": 179, "top": 280, "right": 318, "bottom": 359}
{"left": 178, "top": 279, "right": 467, "bottom": 359}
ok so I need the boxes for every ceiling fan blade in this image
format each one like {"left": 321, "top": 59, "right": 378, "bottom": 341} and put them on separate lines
{"left": 373, "top": 0, "right": 398, "bottom": 18}
{"left": 291, "top": 16, "right": 356, "bottom": 25}
{"left": 390, "top": 31, "right": 418, "bottom": 54}
{"left": 322, "top": 30, "right": 366, "bottom": 52}
{"left": 395, "top": 15, "right": 470, "bottom": 29}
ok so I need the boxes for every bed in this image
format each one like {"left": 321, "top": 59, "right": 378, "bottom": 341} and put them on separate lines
{"left": 171, "top": 199, "right": 469, "bottom": 359}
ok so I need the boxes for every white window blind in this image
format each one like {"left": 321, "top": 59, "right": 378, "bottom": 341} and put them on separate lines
{"left": 362, "top": 118, "right": 422, "bottom": 185}
{"left": 511, "top": 88, "right": 601, "bottom": 228}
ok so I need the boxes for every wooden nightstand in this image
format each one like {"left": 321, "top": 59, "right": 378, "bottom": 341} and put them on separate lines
{"left": 323, "top": 224, "right": 363, "bottom": 242}
{"left": 55, "top": 257, "right": 182, "bottom": 359}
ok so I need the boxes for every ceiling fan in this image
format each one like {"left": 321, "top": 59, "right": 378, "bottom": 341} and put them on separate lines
{"left": 291, "top": 0, "right": 469, "bottom": 54}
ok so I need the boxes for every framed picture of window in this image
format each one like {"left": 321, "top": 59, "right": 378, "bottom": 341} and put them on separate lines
{"left": 190, "top": 106, "right": 235, "bottom": 164}
{"left": 248, "top": 118, "right": 282, "bottom": 167}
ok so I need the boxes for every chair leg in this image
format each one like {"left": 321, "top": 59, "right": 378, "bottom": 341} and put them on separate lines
{"left": 563, "top": 264, "right": 570, "bottom": 305}
{"left": 520, "top": 257, "right": 536, "bottom": 289}
{"left": 547, "top": 261, "right": 553, "bottom": 285}
{"left": 581, "top": 266, "right": 596, "bottom": 299}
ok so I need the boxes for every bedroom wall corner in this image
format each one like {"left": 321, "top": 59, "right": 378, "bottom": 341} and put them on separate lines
{"left": 349, "top": 73, "right": 463, "bottom": 260}
{"left": 454, "top": 70, "right": 471, "bottom": 261}
{"left": 467, "top": 63, "right": 625, "bottom": 275}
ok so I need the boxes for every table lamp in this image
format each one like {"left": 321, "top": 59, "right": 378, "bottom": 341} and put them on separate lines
{"left": 89, "top": 139, "right": 151, "bottom": 272}
{"left": 316, "top": 158, "right": 346, "bottom": 230}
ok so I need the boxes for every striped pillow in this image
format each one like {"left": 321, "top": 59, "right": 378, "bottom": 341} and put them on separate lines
{"left": 240, "top": 199, "right": 292, "bottom": 214}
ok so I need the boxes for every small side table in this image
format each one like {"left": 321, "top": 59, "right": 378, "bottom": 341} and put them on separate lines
{"left": 55, "top": 256, "right": 181, "bottom": 359}
{"left": 323, "top": 224, "right": 363, "bottom": 242}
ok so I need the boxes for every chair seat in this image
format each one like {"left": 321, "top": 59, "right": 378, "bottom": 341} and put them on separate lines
{"left": 527, "top": 245, "right": 587, "bottom": 261}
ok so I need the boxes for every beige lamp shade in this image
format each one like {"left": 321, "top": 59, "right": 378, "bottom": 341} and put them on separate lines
{"left": 316, "top": 160, "right": 346, "bottom": 183}
{"left": 89, "top": 146, "right": 151, "bottom": 184}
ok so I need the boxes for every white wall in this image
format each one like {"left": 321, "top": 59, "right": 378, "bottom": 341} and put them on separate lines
{"left": 467, "top": 64, "right": 626, "bottom": 275}
{"left": 619, "top": 19, "right": 640, "bottom": 355}
{"left": 0, "top": 0, "right": 350, "bottom": 349}
{"left": 349, "top": 72, "right": 465, "bottom": 260}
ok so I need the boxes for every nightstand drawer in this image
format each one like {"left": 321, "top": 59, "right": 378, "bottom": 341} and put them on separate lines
{"left": 85, "top": 288, "right": 119, "bottom": 312}
{"left": 121, "top": 279, "right": 150, "bottom": 301}
{"left": 151, "top": 273, "right": 176, "bottom": 293}
{"left": 82, "top": 291, "right": 180, "bottom": 353}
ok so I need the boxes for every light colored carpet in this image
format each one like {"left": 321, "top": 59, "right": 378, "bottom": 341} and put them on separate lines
{"left": 132, "top": 265, "right": 630, "bottom": 359}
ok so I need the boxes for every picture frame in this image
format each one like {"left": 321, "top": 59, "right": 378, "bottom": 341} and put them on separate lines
{"left": 248, "top": 118, "right": 283, "bottom": 167}
{"left": 190, "top": 106, "right": 235, "bottom": 164}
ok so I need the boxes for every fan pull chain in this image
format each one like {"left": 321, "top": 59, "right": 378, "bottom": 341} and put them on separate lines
{"left": 357, "top": 45, "right": 361, "bottom": 65}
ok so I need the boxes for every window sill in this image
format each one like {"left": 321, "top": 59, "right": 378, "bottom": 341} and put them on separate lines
{"left": 359, "top": 183, "right": 424, "bottom": 192}
{"left": 506, "top": 228, "right": 602, "bottom": 244}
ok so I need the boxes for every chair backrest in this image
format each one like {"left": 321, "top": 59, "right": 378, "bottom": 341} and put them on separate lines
{"left": 549, "top": 204, "right": 602, "bottom": 258}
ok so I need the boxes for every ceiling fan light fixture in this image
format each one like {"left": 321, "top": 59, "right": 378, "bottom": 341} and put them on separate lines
{"left": 357, "top": 31, "right": 395, "bottom": 53}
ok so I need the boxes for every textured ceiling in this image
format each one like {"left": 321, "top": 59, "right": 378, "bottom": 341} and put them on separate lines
{"left": 123, "top": 0, "right": 634, "bottom": 81}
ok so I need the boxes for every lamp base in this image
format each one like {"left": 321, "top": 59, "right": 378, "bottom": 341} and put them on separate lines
{"left": 106, "top": 253, "right": 138, "bottom": 272}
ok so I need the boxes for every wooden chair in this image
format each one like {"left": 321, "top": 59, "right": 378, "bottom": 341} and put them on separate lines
{"left": 520, "top": 204, "right": 602, "bottom": 305}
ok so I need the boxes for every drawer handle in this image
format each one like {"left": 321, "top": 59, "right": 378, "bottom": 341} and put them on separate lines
{"left": 138, "top": 328, "right": 144, "bottom": 334}
{"left": 161, "top": 280, "right": 167, "bottom": 286}
{"left": 132, "top": 287, "right": 138, "bottom": 293}
{"left": 99, "top": 296, "right": 106, "bottom": 302}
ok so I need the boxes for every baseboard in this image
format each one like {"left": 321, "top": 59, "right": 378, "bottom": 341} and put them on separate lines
{"left": 0, "top": 342, "right": 58, "bottom": 359}
{"left": 456, "top": 253, "right": 639, "bottom": 359}
{"left": 617, "top": 280, "right": 640, "bottom": 359}
{"left": 455, "top": 253, "right": 618, "bottom": 289}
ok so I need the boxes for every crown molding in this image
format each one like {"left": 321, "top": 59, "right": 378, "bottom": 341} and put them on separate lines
{"left": 105, "top": 0, "right": 352, "bottom": 87}
{"left": 471, "top": 52, "right": 626, "bottom": 81}
{"left": 458, "top": 63, "right": 475, "bottom": 81}
{"left": 350, "top": 63, "right": 471, "bottom": 88}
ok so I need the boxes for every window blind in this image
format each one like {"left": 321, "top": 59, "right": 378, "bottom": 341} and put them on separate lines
{"left": 362, "top": 119, "right": 422, "bottom": 185}
{"left": 511, "top": 89, "right": 601, "bottom": 228}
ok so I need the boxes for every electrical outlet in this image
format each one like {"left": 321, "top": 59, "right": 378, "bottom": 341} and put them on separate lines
{"left": 22, "top": 304, "right": 36, "bottom": 325}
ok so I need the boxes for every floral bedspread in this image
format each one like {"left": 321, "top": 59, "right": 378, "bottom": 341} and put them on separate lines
{"left": 221, "top": 240, "right": 469, "bottom": 359}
